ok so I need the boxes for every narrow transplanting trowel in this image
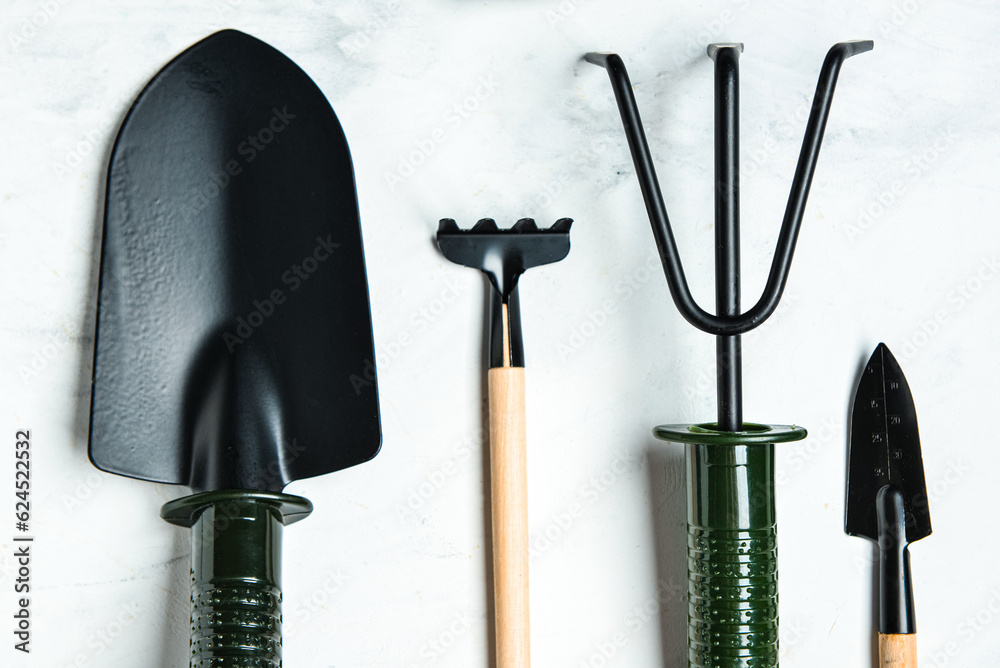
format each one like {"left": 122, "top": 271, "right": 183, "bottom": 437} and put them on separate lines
{"left": 846, "top": 343, "right": 931, "bottom": 667}
{"left": 88, "top": 30, "right": 380, "bottom": 666}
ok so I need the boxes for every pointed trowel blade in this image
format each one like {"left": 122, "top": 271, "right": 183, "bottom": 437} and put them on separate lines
{"left": 846, "top": 343, "right": 932, "bottom": 543}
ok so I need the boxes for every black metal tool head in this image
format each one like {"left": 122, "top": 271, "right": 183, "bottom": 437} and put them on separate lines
{"left": 846, "top": 343, "right": 931, "bottom": 544}
{"left": 436, "top": 217, "right": 572, "bottom": 299}
{"left": 89, "top": 30, "right": 381, "bottom": 493}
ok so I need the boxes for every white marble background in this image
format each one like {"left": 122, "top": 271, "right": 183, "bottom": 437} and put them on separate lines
{"left": 1, "top": 0, "right": 998, "bottom": 666}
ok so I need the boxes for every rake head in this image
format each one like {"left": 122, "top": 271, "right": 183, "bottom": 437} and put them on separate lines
{"left": 436, "top": 217, "right": 572, "bottom": 368}
{"left": 437, "top": 217, "right": 572, "bottom": 298}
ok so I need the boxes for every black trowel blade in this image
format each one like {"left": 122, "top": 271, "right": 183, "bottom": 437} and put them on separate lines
{"left": 89, "top": 30, "right": 380, "bottom": 492}
{"left": 846, "top": 343, "right": 931, "bottom": 544}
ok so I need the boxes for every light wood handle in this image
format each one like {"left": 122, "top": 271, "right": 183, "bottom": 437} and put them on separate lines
{"left": 488, "top": 366, "right": 529, "bottom": 668}
{"left": 879, "top": 633, "right": 917, "bottom": 667}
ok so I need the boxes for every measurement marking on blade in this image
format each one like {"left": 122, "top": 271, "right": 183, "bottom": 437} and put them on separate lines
{"left": 13, "top": 429, "right": 32, "bottom": 653}
{"left": 879, "top": 347, "right": 891, "bottom": 482}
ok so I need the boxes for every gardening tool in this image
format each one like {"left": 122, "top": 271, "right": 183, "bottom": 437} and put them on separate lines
{"left": 88, "top": 29, "right": 380, "bottom": 667}
{"left": 847, "top": 343, "right": 931, "bottom": 667}
{"left": 436, "top": 216, "right": 572, "bottom": 668}
{"left": 587, "top": 41, "right": 872, "bottom": 666}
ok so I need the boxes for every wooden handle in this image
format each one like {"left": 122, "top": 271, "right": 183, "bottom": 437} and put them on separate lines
{"left": 488, "top": 366, "right": 530, "bottom": 668}
{"left": 879, "top": 633, "right": 917, "bottom": 667}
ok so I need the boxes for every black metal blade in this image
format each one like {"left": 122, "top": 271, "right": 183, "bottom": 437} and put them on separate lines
{"left": 846, "top": 343, "right": 931, "bottom": 543}
{"left": 89, "top": 30, "right": 381, "bottom": 492}
{"left": 436, "top": 217, "right": 572, "bottom": 299}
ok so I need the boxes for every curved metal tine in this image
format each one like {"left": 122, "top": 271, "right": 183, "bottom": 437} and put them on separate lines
{"left": 585, "top": 41, "right": 873, "bottom": 335}
{"left": 584, "top": 51, "right": 704, "bottom": 331}
{"left": 759, "top": 40, "right": 874, "bottom": 327}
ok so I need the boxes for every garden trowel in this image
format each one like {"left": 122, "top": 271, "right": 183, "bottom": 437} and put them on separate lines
{"left": 847, "top": 343, "right": 931, "bottom": 667}
{"left": 88, "top": 30, "right": 380, "bottom": 666}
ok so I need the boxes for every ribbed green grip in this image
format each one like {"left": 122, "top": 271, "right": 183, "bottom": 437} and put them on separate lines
{"left": 191, "top": 576, "right": 281, "bottom": 665}
{"left": 654, "top": 423, "right": 806, "bottom": 668}
{"left": 162, "top": 490, "right": 313, "bottom": 668}
{"left": 687, "top": 444, "right": 778, "bottom": 667}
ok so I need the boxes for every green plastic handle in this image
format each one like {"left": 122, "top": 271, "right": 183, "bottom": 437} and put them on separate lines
{"left": 162, "top": 490, "right": 313, "bottom": 668}
{"left": 655, "top": 423, "right": 806, "bottom": 668}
